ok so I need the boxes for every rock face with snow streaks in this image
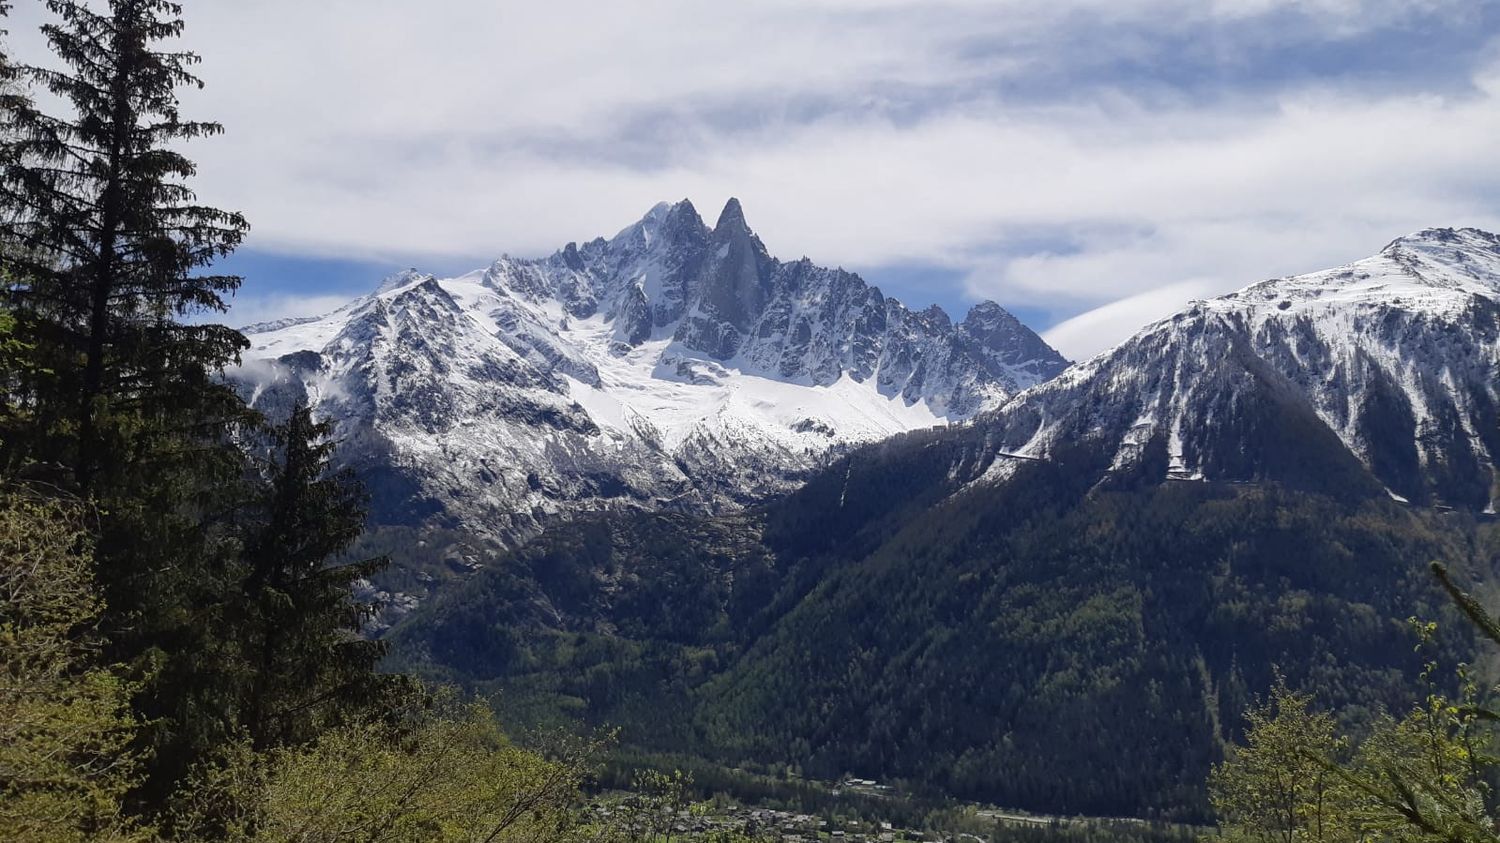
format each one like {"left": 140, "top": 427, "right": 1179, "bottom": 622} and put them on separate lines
{"left": 234, "top": 199, "right": 1068, "bottom": 546}
{"left": 974, "top": 227, "right": 1500, "bottom": 510}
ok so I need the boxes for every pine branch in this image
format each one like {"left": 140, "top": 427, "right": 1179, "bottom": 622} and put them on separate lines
{"left": 1430, "top": 562, "right": 1500, "bottom": 648}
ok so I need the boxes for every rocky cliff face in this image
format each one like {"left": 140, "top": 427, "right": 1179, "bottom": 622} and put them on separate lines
{"left": 234, "top": 198, "right": 1069, "bottom": 549}
{"left": 973, "top": 227, "right": 1500, "bottom": 510}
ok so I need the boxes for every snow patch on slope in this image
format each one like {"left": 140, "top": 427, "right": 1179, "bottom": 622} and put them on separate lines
{"left": 972, "top": 227, "right": 1500, "bottom": 510}
{"left": 234, "top": 199, "right": 1067, "bottom": 547}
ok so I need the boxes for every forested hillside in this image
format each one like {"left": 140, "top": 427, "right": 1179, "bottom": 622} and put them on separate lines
{"left": 394, "top": 422, "right": 1489, "bottom": 821}
{"left": 393, "top": 219, "right": 1500, "bottom": 822}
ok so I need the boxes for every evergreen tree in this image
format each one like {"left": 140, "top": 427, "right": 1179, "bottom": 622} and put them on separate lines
{"left": 0, "top": 3, "right": 520, "bottom": 828}
{"left": 0, "top": 4, "right": 33, "bottom": 442}
{"left": 0, "top": 0, "right": 249, "bottom": 485}
{"left": 238, "top": 404, "right": 398, "bottom": 751}
{"left": 0, "top": 0, "right": 253, "bottom": 802}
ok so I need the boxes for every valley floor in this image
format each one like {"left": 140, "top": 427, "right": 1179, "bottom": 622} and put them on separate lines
{"left": 590, "top": 764, "right": 1206, "bottom": 843}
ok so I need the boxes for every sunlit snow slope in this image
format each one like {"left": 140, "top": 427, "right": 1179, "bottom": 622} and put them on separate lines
{"left": 234, "top": 199, "right": 1069, "bottom": 546}
{"left": 974, "top": 227, "right": 1500, "bottom": 510}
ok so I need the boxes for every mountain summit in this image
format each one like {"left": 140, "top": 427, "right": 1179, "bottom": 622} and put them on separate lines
{"left": 975, "top": 226, "right": 1500, "bottom": 509}
{"left": 391, "top": 227, "right": 1500, "bottom": 819}
{"left": 234, "top": 199, "right": 1068, "bottom": 550}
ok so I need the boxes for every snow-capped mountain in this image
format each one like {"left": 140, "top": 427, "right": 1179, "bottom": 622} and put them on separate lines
{"left": 385, "top": 227, "right": 1500, "bottom": 814}
{"left": 977, "top": 227, "right": 1500, "bottom": 510}
{"left": 235, "top": 198, "right": 1069, "bottom": 546}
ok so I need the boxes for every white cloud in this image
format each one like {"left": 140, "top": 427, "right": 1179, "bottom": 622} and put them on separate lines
{"left": 1042, "top": 280, "right": 1218, "bottom": 360}
{"left": 221, "top": 293, "right": 352, "bottom": 331}
{"left": 5, "top": 0, "right": 1499, "bottom": 349}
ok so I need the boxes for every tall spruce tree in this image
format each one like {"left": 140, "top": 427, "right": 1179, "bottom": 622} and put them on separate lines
{"left": 0, "top": 0, "right": 254, "bottom": 802}
{"left": 239, "top": 404, "right": 397, "bottom": 752}
{"left": 0, "top": 0, "right": 249, "bottom": 484}
{"left": 0, "top": 0, "right": 416, "bottom": 822}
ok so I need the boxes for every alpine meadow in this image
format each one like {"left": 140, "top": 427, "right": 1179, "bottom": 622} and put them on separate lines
{"left": 7, "top": 2, "right": 1500, "bottom": 842}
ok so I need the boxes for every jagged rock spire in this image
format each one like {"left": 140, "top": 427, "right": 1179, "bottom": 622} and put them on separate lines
{"left": 714, "top": 197, "right": 749, "bottom": 233}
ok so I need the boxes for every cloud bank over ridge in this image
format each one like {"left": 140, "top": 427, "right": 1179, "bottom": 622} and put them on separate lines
{"left": 7, "top": 0, "right": 1500, "bottom": 357}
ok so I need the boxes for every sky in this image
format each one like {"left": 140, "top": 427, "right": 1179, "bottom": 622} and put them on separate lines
{"left": 8, "top": 0, "right": 1500, "bottom": 359}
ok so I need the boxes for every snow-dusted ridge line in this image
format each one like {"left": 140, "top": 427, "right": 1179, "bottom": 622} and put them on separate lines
{"left": 232, "top": 198, "right": 1069, "bottom": 546}
{"left": 974, "top": 227, "right": 1500, "bottom": 511}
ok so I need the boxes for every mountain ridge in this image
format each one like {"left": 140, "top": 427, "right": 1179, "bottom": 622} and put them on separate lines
{"left": 232, "top": 198, "right": 1069, "bottom": 557}
{"left": 391, "top": 225, "right": 1500, "bottom": 820}
{"left": 963, "top": 226, "right": 1500, "bottom": 509}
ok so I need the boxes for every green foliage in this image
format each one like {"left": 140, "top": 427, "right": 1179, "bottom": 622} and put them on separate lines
{"left": 0, "top": 4, "right": 620, "bottom": 840}
{"left": 171, "top": 693, "right": 603, "bottom": 843}
{"left": 618, "top": 768, "right": 694, "bottom": 841}
{"left": 695, "top": 479, "right": 1445, "bottom": 819}
{"left": 0, "top": 0, "right": 251, "bottom": 487}
{"left": 0, "top": 0, "right": 259, "bottom": 801}
{"left": 1, "top": 1, "right": 425, "bottom": 819}
{"left": 386, "top": 512, "right": 771, "bottom": 745}
{"left": 396, "top": 465, "right": 1471, "bottom": 821}
{"left": 0, "top": 492, "right": 149, "bottom": 842}
{"left": 236, "top": 405, "right": 404, "bottom": 751}
{"left": 1209, "top": 680, "right": 1352, "bottom": 843}
{"left": 1211, "top": 577, "right": 1500, "bottom": 843}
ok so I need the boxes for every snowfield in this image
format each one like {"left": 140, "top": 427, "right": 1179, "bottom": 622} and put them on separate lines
{"left": 234, "top": 199, "right": 1067, "bottom": 545}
